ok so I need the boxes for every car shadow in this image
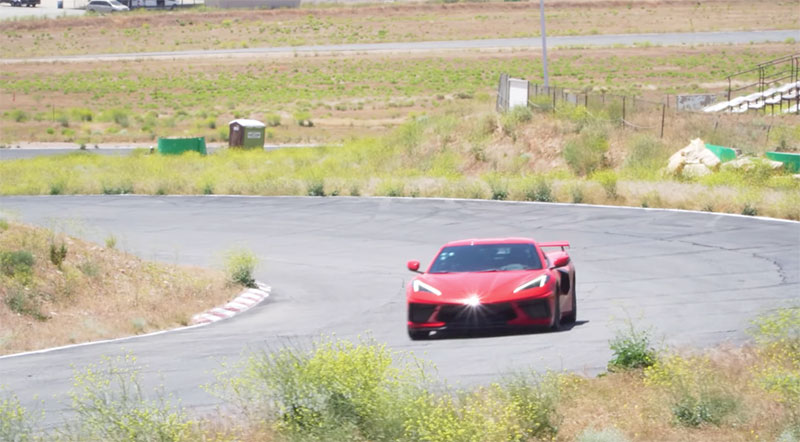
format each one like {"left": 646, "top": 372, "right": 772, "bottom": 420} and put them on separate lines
{"left": 426, "top": 320, "right": 589, "bottom": 340}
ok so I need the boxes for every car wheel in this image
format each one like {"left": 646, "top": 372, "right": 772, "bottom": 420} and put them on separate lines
{"left": 408, "top": 329, "right": 429, "bottom": 341}
{"left": 564, "top": 280, "right": 577, "bottom": 324}
{"left": 551, "top": 292, "right": 562, "bottom": 332}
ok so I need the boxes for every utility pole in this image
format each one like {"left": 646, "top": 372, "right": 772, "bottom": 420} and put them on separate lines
{"left": 539, "top": 0, "right": 549, "bottom": 89}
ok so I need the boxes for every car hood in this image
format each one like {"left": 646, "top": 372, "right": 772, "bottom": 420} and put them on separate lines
{"left": 410, "top": 269, "right": 550, "bottom": 304}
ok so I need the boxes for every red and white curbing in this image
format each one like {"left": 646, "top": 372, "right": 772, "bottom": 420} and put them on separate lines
{"left": 190, "top": 282, "right": 271, "bottom": 325}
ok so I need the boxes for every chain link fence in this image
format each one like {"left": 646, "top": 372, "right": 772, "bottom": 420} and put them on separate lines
{"left": 506, "top": 80, "right": 800, "bottom": 152}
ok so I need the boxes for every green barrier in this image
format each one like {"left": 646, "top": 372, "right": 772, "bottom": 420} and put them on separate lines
{"left": 704, "top": 143, "right": 737, "bottom": 163}
{"left": 766, "top": 151, "right": 800, "bottom": 173}
{"left": 158, "top": 137, "right": 207, "bottom": 156}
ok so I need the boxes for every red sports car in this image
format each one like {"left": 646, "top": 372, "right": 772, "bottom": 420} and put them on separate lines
{"left": 406, "top": 238, "right": 576, "bottom": 340}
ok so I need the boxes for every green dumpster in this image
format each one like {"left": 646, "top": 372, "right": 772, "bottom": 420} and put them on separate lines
{"left": 766, "top": 151, "right": 800, "bottom": 173}
{"left": 229, "top": 119, "right": 266, "bottom": 149}
{"left": 158, "top": 137, "right": 207, "bottom": 156}
{"left": 704, "top": 143, "right": 737, "bottom": 163}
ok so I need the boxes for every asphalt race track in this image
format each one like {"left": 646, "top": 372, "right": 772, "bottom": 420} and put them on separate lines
{"left": 0, "top": 196, "right": 798, "bottom": 426}
{"left": 3, "top": 30, "right": 797, "bottom": 64}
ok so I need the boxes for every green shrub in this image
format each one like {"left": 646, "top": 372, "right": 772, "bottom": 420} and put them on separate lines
{"left": 403, "top": 375, "right": 559, "bottom": 442}
{"left": 224, "top": 248, "right": 258, "bottom": 288}
{"left": 49, "top": 241, "right": 68, "bottom": 268}
{"left": 101, "top": 182, "right": 134, "bottom": 195}
{"left": 749, "top": 307, "right": 800, "bottom": 417}
{"left": 563, "top": 127, "right": 609, "bottom": 176}
{"left": 623, "top": 135, "right": 670, "bottom": 174}
{"left": 4, "top": 286, "right": 47, "bottom": 321}
{"left": 69, "top": 107, "right": 93, "bottom": 122}
{"left": 645, "top": 355, "right": 740, "bottom": 427}
{"left": 569, "top": 183, "right": 585, "bottom": 204}
{"left": 49, "top": 181, "right": 65, "bottom": 195}
{"left": 265, "top": 113, "right": 281, "bottom": 127}
{"left": 8, "top": 109, "right": 28, "bottom": 123}
{"left": 523, "top": 177, "right": 554, "bottom": 202}
{"left": 555, "top": 103, "right": 593, "bottom": 132}
{"left": 741, "top": 202, "right": 758, "bottom": 216}
{"left": 64, "top": 354, "right": 194, "bottom": 442}
{"left": 0, "top": 219, "right": 8, "bottom": 231}
{"left": 212, "top": 336, "right": 427, "bottom": 441}
{"left": 378, "top": 180, "right": 405, "bottom": 197}
{"left": 306, "top": 178, "right": 325, "bottom": 196}
{"left": 104, "top": 234, "right": 117, "bottom": 249}
{"left": 0, "top": 250, "right": 35, "bottom": 278}
{"left": 500, "top": 106, "right": 532, "bottom": 140}
{"left": 100, "top": 109, "right": 130, "bottom": 128}
{"left": 608, "top": 322, "right": 658, "bottom": 371}
{"left": 671, "top": 392, "right": 738, "bottom": 427}
{"left": 486, "top": 175, "right": 508, "bottom": 200}
{"left": 294, "top": 110, "right": 313, "bottom": 127}
{"left": 0, "top": 390, "right": 35, "bottom": 442}
{"left": 591, "top": 170, "right": 619, "bottom": 199}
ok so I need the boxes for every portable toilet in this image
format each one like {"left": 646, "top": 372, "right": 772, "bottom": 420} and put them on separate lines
{"left": 228, "top": 119, "right": 266, "bottom": 149}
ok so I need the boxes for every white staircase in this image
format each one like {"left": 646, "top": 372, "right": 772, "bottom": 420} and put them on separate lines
{"left": 703, "top": 80, "right": 800, "bottom": 114}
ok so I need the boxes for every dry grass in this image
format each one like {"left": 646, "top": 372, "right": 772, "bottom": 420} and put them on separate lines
{"left": 0, "top": 221, "right": 241, "bottom": 355}
{"left": 557, "top": 347, "right": 793, "bottom": 441}
{"left": 2, "top": 42, "right": 796, "bottom": 146}
{"left": 1, "top": 0, "right": 795, "bottom": 58}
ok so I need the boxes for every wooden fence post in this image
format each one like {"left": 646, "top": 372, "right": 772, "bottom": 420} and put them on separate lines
{"left": 660, "top": 104, "right": 666, "bottom": 138}
{"left": 622, "top": 96, "right": 626, "bottom": 128}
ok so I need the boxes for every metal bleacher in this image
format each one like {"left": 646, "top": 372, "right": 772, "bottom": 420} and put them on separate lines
{"left": 703, "top": 53, "right": 800, "bottom": 115}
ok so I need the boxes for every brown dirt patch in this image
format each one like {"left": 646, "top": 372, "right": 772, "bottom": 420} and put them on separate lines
{"left": 0, "top": 222, "right": 241, "bottom": 355}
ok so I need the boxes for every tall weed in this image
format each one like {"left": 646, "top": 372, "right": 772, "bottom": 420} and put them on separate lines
{"left": 224, "top": 248, "right": 258, "bottom": 288}
{"left": 645, "top": 355, "right": 740, "bottom": 427}
{"left": 61, "top": 354, "right": 194, "bottom": 442}
{"left": 0, "top": 390, "right": 36, "bottom": 442}
{"left": 212, "top": 336, "right": 430, "bottom": 441}
{"left": 750, "top": 307, "right": 800, "bottom": 424}
{"left": 500, "top": 106, "right": 532, "bottom": 140}
{"left": 522, "top": 177, "right": 554, "bottom": 202}
{"left": 608, "top": 322, "right": 658, "bottom": 371}
{"left": 623, "top": 135, "right": 670, "bottom": 178}
{"left": 563, "top": 127, "right": 609, "bottom": 176}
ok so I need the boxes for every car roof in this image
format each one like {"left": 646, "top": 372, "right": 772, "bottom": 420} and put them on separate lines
{"left": 443, "top": 237, "right": 536, "bottom": 247}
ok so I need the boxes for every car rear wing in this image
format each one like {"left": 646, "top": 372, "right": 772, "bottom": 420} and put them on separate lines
{"left": 538, "top": 241, "right": 570, "bottom": 251}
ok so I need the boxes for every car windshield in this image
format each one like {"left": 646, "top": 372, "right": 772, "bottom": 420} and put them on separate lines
{"left": 429, "top": 243, "right": 543, "bottom": 273}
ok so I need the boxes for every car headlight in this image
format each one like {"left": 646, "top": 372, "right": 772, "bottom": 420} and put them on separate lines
{"left": 513, "top": 274, "right": 549, "bottom": 293}
{"left": 412, "top": 280, "right": 442, "bottom": 296}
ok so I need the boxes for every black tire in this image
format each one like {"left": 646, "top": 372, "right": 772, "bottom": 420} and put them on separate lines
{"left": 408, "top": 329, "right": 429, "bottom": 341}
{"left": 551, "top": 292, "right": 562, "bottom": 332}
{"left": 564, "top": 277, "right": 577, "bottom": 324}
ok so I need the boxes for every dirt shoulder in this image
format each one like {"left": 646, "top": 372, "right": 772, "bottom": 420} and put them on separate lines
{"left": 0, "top": 221, "right": 242, "bottom": 356}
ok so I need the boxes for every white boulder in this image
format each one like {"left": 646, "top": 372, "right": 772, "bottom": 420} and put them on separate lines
{"left": 722, "top": 157, "right": 755, "bottom": 171}
{"left": 666, "top": 138, "right": 722, "bottom": 176}
{"left": 682, "top": 163, "right": 712, "bottom": 178}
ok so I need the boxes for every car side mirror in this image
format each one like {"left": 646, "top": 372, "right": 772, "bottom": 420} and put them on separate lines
{"left": 551, "top": 255, "right": 570, "bottom": 268}
{"left": 407, "top": 260, "right": 421, "bottom": 273}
